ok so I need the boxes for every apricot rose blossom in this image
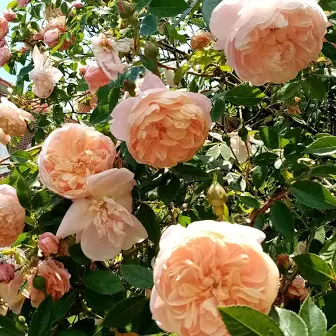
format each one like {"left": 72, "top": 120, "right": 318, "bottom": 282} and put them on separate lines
{"left": 210, "top": 0, "right": 327, "bottom": 85}
{"left": 29, "top": 46, "right": 63, "bottom": 99}
{"left": 38, "top": 123, "right": 116, "bottom": 199}
{"left": 57, "top": 168, "right": 148, "bottom": 261}
{"left": 92, "top": 34, "right": 126, "bottom": 80}
{"left": 83, "top": 62, "right": 110, "bottom": 94}
{"left": 111, "top": 73, "right": 212, "bottom": 168}
{"left": 0, "top": 185, "right": 26, "bottom": 247}
{"left": 150, "top": 221, "right": 279, "bottom": 336}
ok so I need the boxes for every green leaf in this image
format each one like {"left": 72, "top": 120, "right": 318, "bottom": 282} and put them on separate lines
{"left": 109, "top": 87, "right": 121, "bottom": 111}
{"left": 322, "top": 43, "right": 336, "bottom": 60}
{"left": 136, "top": 203, "right": 160, "bottom": 246}
{"left": 225, "top": 85, "right": 266, "bottom": 106}
{"left": 54, "top": 290, "right": 77, "bottom": 322}
{"left": 299, "top": 296, "right": 327, "bottom": 336}
{"left": 158, "top": 175, "right": 181, "bottom": 204}
{"left": 57, "top": 330, "right": 87, "bottom": 336}
{"left": 84, "top": 270, "right": 125, "bottom": 295}
{"left": 202, "top": 0, "right": 222, "bottom": 26}
{"left": 240, "top": 196, "right": 260, "bottom": 209}
{"left": 16, "top": 173, "right": 32, "bottom": 209}
{"left": 172, "top": 165, "right": 211, "bottom": 181}
{"left": 310, "top": 165, "right": 336, "bottom": 178}
{"left": 149, "top": 0, "right": 189, "bottom": 17}
{"left": 211, "top": 98, "right": 225, "bottom": 122}
{"left": 61, "top": 2, "right": 68, "bottom": 14}
{"left": 254, "top": 213, "right": 266, "bottom": 230}
{"left": 290, "top": 181, "right": 336, "bottom": 210}
{"left": 135, "top": 0, "right": 152, "bottom": 11}
{"left": 139, "top": 55, "right": 159, "bottom": 74}
{"left": 306, "top": 136, "right": 336, "bottom": 156}
{"left": 32, "top": 189, "right": 50, "bottom": 208}
{"left": 259, "top": 126, "right": 280, "bottom": 149}
{"left": 220, "top": 143, "right": 231, "bottom": 160}
{"left": 302, "top": 77, "right": 327, "bottom": 101}
{"left": 89, "top": 103, "right": 110, "bottom": 125}
{"left": 273, "top": 307, "right": 308, "bottom": 336}
{"left": 270, "top": 201, "right": 294, "bottom": 238}
{"left": 140, "top": 14, "right": 158, "bottom": 36}
{"left": 320, "top": 235, "right": 336, "bottom": 264}
{"left": 277, "top": 82, "right": 301, "bottom": 101}
{"left": 252, "top": 166, "right": 268, "bottom": 189}
{"left": 219, "top": 306, "right": 283, "bottom": 336}
{"left": 327, "top": 326, "right": 336, "bottom": 336}
{"left": 29, "top": 296, "right": 55, "bottom": 336}
{"left": 254, "top": 152, "right": 278, "bottom": 166}
{"left": 69, "top": 244, "right": 91, "bottom": 265}
{"left": 322, "top": 292, "right": 336, "bottom": 330}
{"left": 103, "top": 296, "right": 147, "bottom": 328}
{"left": 0, "top": 316, "right": 24, "bottom": 336}
{"left": 11, "top": 150, "right": 32, "bottom": 163}
{"left": 120, "top": 264, "right": 154, "bottom": 289}
{"left": 293, "top": 253, "right": 334, "bottom": 285}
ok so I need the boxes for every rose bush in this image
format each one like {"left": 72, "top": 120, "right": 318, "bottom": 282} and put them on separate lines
{"left": 0, "top": 0, "right": 335, "bottom": 335}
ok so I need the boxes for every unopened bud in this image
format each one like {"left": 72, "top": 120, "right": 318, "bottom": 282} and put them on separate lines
{"left": 33, "top": 275, "right": 46, "bottom": 291}
{"left": 277, "top": 254, "right": 292, "bottom": 274}
{"left": 207, "top": 175, "right": 227, "bottom": 217}
{"left": 191, "top": 32, "right": 214, "bottom": 51}
{"left": 144, "top": 41, "right": 159, "bottom": 59}
{"left": 124, "top": 79, "right": 136, "bottom": 92}
{"left": 118, "top": 0, "right": 134, "bottom": 19}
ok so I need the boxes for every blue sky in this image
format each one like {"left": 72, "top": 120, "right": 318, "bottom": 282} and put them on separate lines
{"left": 0, "top": 1, "right": 16, "bottom": 83}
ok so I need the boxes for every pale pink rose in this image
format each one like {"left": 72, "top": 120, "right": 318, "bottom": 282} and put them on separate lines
{"left": 39, "top": 232, "right": 59, "bottom": 257}
{"left": 0, "top": 263, "right": 15, "bottom": 283}
{"left": 0, "top": 97, "right": 34, "bottom": 145}
{"left": 43, "top": 16, "right": 73, "bottom": 50}
{"left": 0, "top": 17, "right": 8, "bottom": 40}
{"left": 209, "top": 0, "right": 328, "bottom": 85}
{"left": 38, "top": 123, "right": 116, "bottom": 199}
{"left": 92, "top": 34, "right": 126, "bottom": 80}
{"left": 0, "top": 44, "right": 11, "bottom": 67}
{"left": 3, "top": 9, "right": 16, "bottom": 22}
{"left": 287, "top": 275, "right": 308, "bottom": 302}
{"left": 0, "top": 185, "right": 26, "bottom": 247}
{"left": 57, "top": 168, "right": 148, "bottom": 261}
{"left": 73, "top": 1, "right": 84, "bottom": 9}
{"left": 29, "top": 46, "right": 63, "bottom": 98}
{"left": 0, "top": 272, "right": 29, "bottom": 314}
{"left": 229, "top": 131, "right": 251, "bottom": 163}
{"left": 18, "top": 0, "right": 31, "bottom": 7}
{"left": 150, "top": 221, "right": 280, "bottom": 336}
{"left": 28, "top": 259, "right": 71, "bottom": 307}
{"left": 110, "top": 73, "right": 212, "bottom": 168}
{"left": 43, "top": 28, "right": 61, "bottom": 48}
{"left": 78, "top": 94, "right": 98, "bottom": 113}
{"left": 83, "top": 62, "right": 111, "bottom": 94}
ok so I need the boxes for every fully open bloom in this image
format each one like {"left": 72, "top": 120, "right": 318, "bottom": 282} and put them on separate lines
{"left": 83, "top": 62, "right": 111, "bottom": 94}
{"left": 57, "top": 168, "right": 148, "bottom": 261}
{"left": 29, "top": 46, "right": 63, "bottom": 99}
{"left": 111, "top": 73, "right": 212, "bottom": 168}
{"left": 0, "top": 185, "right": 26, "bottom": 247}
{"left": 209, "top": 0, "right": 328, "bottom": 85}
{"left": 43, "top": 16, "right": 73, "bottom": 50}
{"left": 0, "top": 263, "right": 15, "bottom": 283}
{"left": 38, "top": 232, "right": 59, "bottom": 257}
{"left": 92, "top": 34, "right": 126, "bottom": 80}
{"left": 150, "top": 221, "right": 279, "bottom": 336}
{"left": 0, "top": 272, "right": 29, "bottom": 313}
{"left": 28, "top": 259, "right": 71, "bottom": 307}
{"left": 0, "top": 18, "right": 8, "bottom": 40}
{"left": 3, "top": 9, "right": 16, "bottom": 22}
{"left": 0, "top": 43, "right": 11, "bottom": 67}
{"left": 38, "top": 123, "right": 116, "bottom": 199}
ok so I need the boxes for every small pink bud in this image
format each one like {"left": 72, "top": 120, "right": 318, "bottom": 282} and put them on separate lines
{"left": 38, "top": 232, "right": 59, "bottom": 257}
{"left": 73, "top": 1, "right": 83, "bottom": 9}
{"left": 0, "top": 263, "right": 15, "bottom": 283}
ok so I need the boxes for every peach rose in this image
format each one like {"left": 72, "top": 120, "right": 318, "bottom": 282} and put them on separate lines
{"left": 3, "top": 9, "right": 16, "bottom": 22}
{"left": 0, "top": 18, "right": 8, "bottom": 40}
{"left": 38, "top": 123, "right": 116, "bottom": 199}
{"left": 38, "top": 232, "right": 59, "bottom": 257}
{"left": 43, "top": 16, "right": 73, "bottom": 50}
{"left": 110, "top": 73, "right": 212, "bottom": 168}
{"left": 29, "top": 46, "right": 63, "bottom": 99}
{"left": 209, "top": 0, "right": 327, "bottom": 85}
{"left": 150, "top": 221, "right": 279, "bottom": 336}
{"left": 0, "top": 185, "right": 26, "bottom": 247}
{"left": 83, "top": 62, "right": 111, "bottom": 94}
{"left": 92, "top": 34, "right": 126, "bottom": 80}
{"left": 0, "top": 272, "right": 29, "bottom": 314}
{"left": 0, "top": 44, "right": 11, "bottom": 67}
{"left": 0, "top": 97, "right": 35, "bottom": 144}
{"left": 0, "top": 263, "right": 15, "bottom": 283}
{"left": 28, "top": 259, "right": 71, "bottom": 307}
{"left": 57, "top": 168, "right": 148, "bottom": 261}
{"left": 229, "top": 131, "right": 251, "bottom": 163}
